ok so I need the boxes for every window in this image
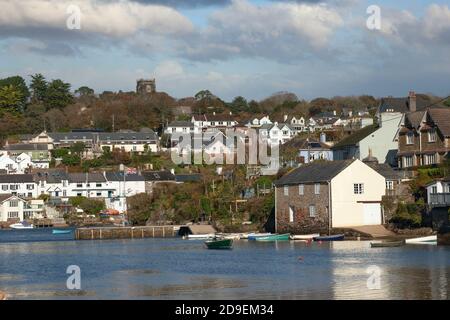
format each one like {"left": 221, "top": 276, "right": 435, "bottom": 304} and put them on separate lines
{"left": 9, "top": 185, "right": 18, "bottom": 190}
{"left": 309, "top": 205, "right": 316, "bottom": 218}
{"left": 26, "top": 184, "right": 34, "bottom": 190}
{"left": 77, "top": 193, "right": 82, "bottom": 197}
{"left": 428, "top": 128, "right": 437, "bottom": 143}
{"left": 9, "top": 200, "right": 19, "bottom": 207}
{"left": 96, "top": 183, "right": 102, "bottom": 187}
{"left": 86, "top": 183, "right": 91, "bottom": 187}
{"left": 76, "top": 183, "right": 82, "bottom": 188}
{"left": 314, "top": 184, "right": 320, "bottom": 195}
{"left": 284, "top": 186, "right": 289, "bottom": 196}
{"left": 404, "top": 156, "right": 414, "bottom": 168}
{"left": 1, "top": 185, "right": 7, "bottom": 191}
{"left": 96, "top": 192, "right": 102, "bottom": 197}
{"left": 386, "top": 181, "right": 394, "bottom": 190}
{"left": 63, "top": 190, "right": 67, "bottom": 197}
{"left": 406, "top": 132, "right": 414, "bottom": 145}
{"left": 299, "top": 184, "right": 304, "bottom": 195}
{"left": 27, "top": 193, "right": 32, "bottom": 198}
{"left": 424, "top": 154, "right": 437, "bottom": 165}
{"left": 431, "top": 186, "right": 438, "bottom": 194}
{"left": 8, "top": 212, "right": 19, "bottom": 218}
{"left": 354, "top": 183, "right": 364, "bottom": 194}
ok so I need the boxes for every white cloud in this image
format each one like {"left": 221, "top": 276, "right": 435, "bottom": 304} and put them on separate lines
{"left": 0, "top": 0, "right": 193, "bottom": 37}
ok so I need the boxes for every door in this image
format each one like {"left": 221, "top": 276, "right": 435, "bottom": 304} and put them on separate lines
{"left": 363, "top": 203, "right": 382, "bottom": 225}
{"left": 288, "top": 206, "right": 294, "bottom": 223}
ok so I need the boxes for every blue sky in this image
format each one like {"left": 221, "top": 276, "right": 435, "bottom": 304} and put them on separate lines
{"left": 1, "top": 0, "right": 450, "bottom": 101}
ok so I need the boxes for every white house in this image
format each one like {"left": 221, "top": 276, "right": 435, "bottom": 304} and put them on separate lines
{"left": 0, "top": 174, "right": 38, "bottom": 198}
{"left": 274, "top": 159, "right": 386, "bottom": 233}
{"left": 0, "top": 195, "right": 45, "bottom": 222}
{"left": 0, "top": 154, "right": 20, "bottom": 173}
{"left": 426, "top": 179, "right": 450, "bottom": 207}
{"left": 259, "top": 122, "right": 295, "bottom": 145}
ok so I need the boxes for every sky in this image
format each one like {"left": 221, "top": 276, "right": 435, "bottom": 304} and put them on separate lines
{"left": 1, "top": 0, "right": 450, "bottom": 101}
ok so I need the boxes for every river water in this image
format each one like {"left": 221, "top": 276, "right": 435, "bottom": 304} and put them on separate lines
{"left": 0, "top": 229, "right": 449, "bottom": 300}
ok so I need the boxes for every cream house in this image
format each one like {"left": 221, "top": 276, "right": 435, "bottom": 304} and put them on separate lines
{"left": 274, "top": 159, "right": 386, "bottom": 233}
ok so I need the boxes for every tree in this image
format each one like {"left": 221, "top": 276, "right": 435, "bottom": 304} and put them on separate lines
{"left": 195, "top": 90, "right": 214, "bottom": 101}
{"left": 29, "top": 73, "right": 48, "bottom": 103}
{"left": 0, "top": 85, "right": 24, "bottom": 113}
{"left": 127, "top": 193, "right": 153, "bottom": 225}
{"left": 70, "top": 142, "right": 86, "bottom": 156}
{"left": 229, "top": 96, "right": 248, "bottom": 113}
{"left": 79, "top": 198, "right": 105, "bottom": 216}
{"left": 62, "top": 153, "right": 81, "bottom": 166}
{"left": 0, "top": 76, "right": 29, "bottom": 111}
{"left": 44, "top": 79, "right": 74, "bottom": 110}
{"left": 75, "top": 86, "right": 94, "bottom": 97}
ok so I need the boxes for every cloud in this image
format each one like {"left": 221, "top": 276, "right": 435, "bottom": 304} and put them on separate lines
{"left": 179, "top": 0, "right": 343, "bottom": 62}
{"left": 0, "top": 0, "right": 193, "bottom": 38}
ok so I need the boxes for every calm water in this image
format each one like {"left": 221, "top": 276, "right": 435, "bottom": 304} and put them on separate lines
{"left": 0, "top": 229, "right": 449, "bottom": 300}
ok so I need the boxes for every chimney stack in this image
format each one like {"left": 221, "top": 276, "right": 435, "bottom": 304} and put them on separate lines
{"left": 408, "top": 91, "right": 416, "bottom": 112}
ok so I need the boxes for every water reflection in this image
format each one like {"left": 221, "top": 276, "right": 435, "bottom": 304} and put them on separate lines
{"left": 0, "top": 232, "right": 449, "bottom": 300}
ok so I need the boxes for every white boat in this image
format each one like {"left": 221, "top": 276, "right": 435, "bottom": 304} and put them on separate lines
{"left": 290, "top": 234, "right": 320, "bottom": 240}
{"left": 186, "top": 234, "right": 216, "bottom": 240}
{"left": 405, "top": 235, "right": 437, "bottom": 244}
{"left": 10, "top": 221, "right": 34, "bottom": 230}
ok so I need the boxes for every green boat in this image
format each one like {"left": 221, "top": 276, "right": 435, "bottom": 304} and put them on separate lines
{"left": 255, "top": 233, "right": 290, "bottom": 241}
{"left": 205, "top": 238, "right": 233, "bottom": 249}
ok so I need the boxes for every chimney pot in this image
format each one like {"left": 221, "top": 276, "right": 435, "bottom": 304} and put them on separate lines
{"left": 408, "top": 90, "right": 417, "bottom": 112}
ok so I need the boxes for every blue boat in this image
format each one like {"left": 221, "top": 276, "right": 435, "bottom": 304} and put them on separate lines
{"left": 313, "top": 234, "right": 344, "bottom": 241}
{"left": 52, "top": 229, "right": 72, "bottom": 235}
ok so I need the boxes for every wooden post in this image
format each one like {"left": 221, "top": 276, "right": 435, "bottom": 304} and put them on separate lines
{"left": 91, "top": 229, "right": 94, "bottom": 240}
{"left": 141, "top": 229, "right": 144, "bottom": 238}
{"left": 163, "top": 227, "right": 165, "bottom": 238}
{"left": 131, "top": 228, "right": 134, "bottom": 239}
{"left": 100, "top": 229, "right": 102, "bottom": 240}
{"left": 152, "top": 227, "right": 155, "bottom": 238}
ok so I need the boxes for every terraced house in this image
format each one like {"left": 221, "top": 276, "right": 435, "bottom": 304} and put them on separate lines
{"left": 397, "top": 108, "right": 450, "bottom": 168}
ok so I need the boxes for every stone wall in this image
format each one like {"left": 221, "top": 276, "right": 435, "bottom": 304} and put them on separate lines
{"left": 276, "top": 183, "right": 330, "bottom": 234}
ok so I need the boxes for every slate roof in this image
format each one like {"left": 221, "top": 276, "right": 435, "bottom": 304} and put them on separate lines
{"left": 405, "top": 111, "right": 426, "bottom": 129}
{"left": 68, "top": 173, "right": 106, "bottom": 183}
{"left": 428, "top": 108, "right": 450, "bottom": 137}
{"left": 283, "top": 137, "right": 331, "bottom": 150}
{"left": 365, "top": 163, "right": 401, "bottom": 180}
{"left": 378, "top": 95, "right": 444, "bottom": 113}
{"left": 141, "top": 171, "right": 176, "bottom": 181}
{"left": 175, "top": 174, "right": 202, "bottom": 182}
{"left": 0, "top": 174, "right": 34, "bottom": 183}
{"left": 97, "top": 132, "right": 157, "bottom": 142}
{"left": 34, "top": 170, "right": 69, "bottom": 183}
{"left": 2, "top": 144, "right": 48, "bottom": 151}
{"left": 274, "top": 159, "right": 355, "bottom": 186}
{"left": 105, "top": 172, "right": 144, "bottom": 181}
{"left": 167, "top": 121, "right": 194, "bottom": 128}
{"left": 332, "top": 125, "right": 379, "bottom": 149}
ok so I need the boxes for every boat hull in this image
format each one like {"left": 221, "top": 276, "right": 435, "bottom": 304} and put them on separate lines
{"left": 370, "top": 240, "right": 405, "bottom": 248}
{"left": 10, "top": 223, "right": 34, "bottom": 230}
{"left": 247, "top": 233, "right": 272, "bottom": 240}
{"left": 405, "top": 235, "right": 437, "bottom": 244}
{"left": 290, "top": 234, "right": 320, "bottom": 240}
{"left": 52, "top": 229, "right": 72, "bottom": 235}
{"left": 313, "top": 234, "right": 344, "bottom": 241}
{"left": 255, "top": 234, "right": 290, "bottom": 241}
{"left": 205, "top": 239, "right": 233, "bottom": 249}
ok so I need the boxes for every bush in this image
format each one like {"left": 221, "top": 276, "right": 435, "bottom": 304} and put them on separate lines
{"left": 390, "top": 202, "right": 423, "bottom": 228}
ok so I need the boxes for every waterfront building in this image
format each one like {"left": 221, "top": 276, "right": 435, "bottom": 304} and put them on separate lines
{"left": 274, "top": 159, "right": 386, "bottom": 234}
{"left": 0, "top": 194, "right": 45, "bottom": 222}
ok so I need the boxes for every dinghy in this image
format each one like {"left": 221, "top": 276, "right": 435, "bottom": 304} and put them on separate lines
{"left": 10, "top": 221, "right": 34, "bottom": 230}
{"left": 405, "top": 235, "right": 437, "bottom": 244}
{"left": 255, "top": 234, "right": 290, "bottom": 241}
{"left": 52, "top": 229, "right": 72, "bottom": 235}
{"left": 205, "top": 238, "right": 233, "bottom": 249}
{"left": 313, "top": 234, "right": 344, "bottom": 241}
{"left": 186, "top": 234, "right": 215, "bottom": 240}
{"left": 290, "top": 234, "right": 320, "bottom": 240}
{"left": 247, "top": 233, "right": 272, "bottom": 240}
{"left": 370, "top": 240, "right": 405, "bottom": 248}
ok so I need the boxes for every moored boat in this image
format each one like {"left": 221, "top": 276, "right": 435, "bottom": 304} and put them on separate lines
{"left": 313, "top": 234, "right": 344, "bottom": 241}
{"left": 10, "top": 221, "right": 34, "bottom": 230}
{"left": 205, "top": 238, "right": 233, "bottom": 249}
{"left": 186, "top": 234, "right": 215, "bottom": 240}
{"left": 290, "top": 233, "right": 320, "bottom": 240}
{"left": 52, "top": 229, "right": 72, "bottom": 235}
{"left": 247, "top": 233, "right": 272, "bottom": 240}
{"left": 370, "top": 240, "right": 405, "bottom": 248}
{"left": 405, "top": 235, "right": 437, "bottom": 244}
{"left": 255, "top": 233, "right": 290, "bottom": 241}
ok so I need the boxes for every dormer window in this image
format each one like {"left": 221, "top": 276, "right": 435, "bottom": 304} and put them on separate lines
{"left": 406, "top": 132, "right": 414, "bottom": 145}
{"left": 428, "top": 128, "right": 437, "bottom": 143}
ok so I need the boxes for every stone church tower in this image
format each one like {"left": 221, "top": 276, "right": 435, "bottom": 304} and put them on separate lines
{"left": 136, "top": 78, "right": 156, "bottom": 94}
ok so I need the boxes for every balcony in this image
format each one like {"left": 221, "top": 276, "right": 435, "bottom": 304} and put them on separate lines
{"left": 429, "top": 193, "right": 450, "bottom": 207}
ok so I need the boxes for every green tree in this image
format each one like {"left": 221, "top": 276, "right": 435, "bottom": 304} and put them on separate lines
{"left": 0, "top": 84, "right": 24, "bottom": 113}
{"left": 79, "top": 198, "right": 105, "bottom": 216}
{"left": 62, "top": 153, "right": 81, "bottom": 166}
{"left": 194, "top": 90, "right": 214, "bottom": 101}
{"left": 75, "top": 86, "right": 95, "bottom": 97}
{"left": 0, "top": 76, "right": 29, "bottom": 111}
{"left": 127, "top": 193, "right": 153, "bottom": 225}
{"left": 70, "top": 142, "right": 86, "bottom": 156}
{"left": 229, "top": 96, "right": 248, "bottom": 113}
{"left": 29, "top": 73, "right": 48, "bottom": 103}
{"left": 44, "top": 79, "right": 74, "bottom": 110}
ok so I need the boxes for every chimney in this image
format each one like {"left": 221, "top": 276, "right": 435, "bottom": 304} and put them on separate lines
{"left": 320, "top": 133, "right": 326, "bottom": 143}
{"left": 284, "top": 114, "right": 288, "bottom": 122}
{"left": 408, "top": 91, "right": 416, "bottom": 112}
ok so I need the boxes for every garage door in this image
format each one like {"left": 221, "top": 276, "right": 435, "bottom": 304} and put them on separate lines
{"left": 363, "top": 203, "right": 382, "bottom": 225}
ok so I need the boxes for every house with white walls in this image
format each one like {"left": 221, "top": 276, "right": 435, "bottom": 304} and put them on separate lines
{"left": 274, "top": 159, "right": 386, "bottom": 233}
{"left": 259, "top": 122, "right": 295, "bottom": 145}
{"left": 0, "top": 195, "right": 45, "bottom": 222}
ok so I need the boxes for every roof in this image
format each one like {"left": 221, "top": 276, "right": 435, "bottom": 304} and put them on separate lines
{"left": 428, "top": 108, "right": 450, "bottom": 137}
{"left": 141, "top": 171, "right": 176, "bottom": 181}
{"left": 282, "top": 137, "right": 331, "bottom": 151}
{"left": 405, "top": 111, "right": 426, "bottom": 129}
{"left": 97, "top": 132, "right": 157, "bottom": 142}
{"left": 2, "top": 143, "right": 48, "bottom": 151}
{"left": 167, "top": 121, "right": 194, "bottom": 128}
{"left": 68, "top": 173, "right": 106, "bottom": 183}
{"left": 0, "top": 194, "right": 14, "bottom": 202}
{"left": 274, "top": 159, "right": 355, "bottom": 186}
{"left": 332, "top": 125, "right": 379, "bottom": 149}
{"left": 365, "top": 162, "right": 401, "bottom": 180}
{"left": 378, "top": 94, "right": 445, "bottom": 113}
{"left": 105, "top": 172, "right": 144, "bottom": 181}
{"left": 34, "top": 170, "right": 69, "bottom": 183}
{"left": 0, "top": 174, "right": 35, "bottom": 183}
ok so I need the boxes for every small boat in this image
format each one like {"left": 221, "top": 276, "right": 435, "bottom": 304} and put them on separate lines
{"left": 10, "top": 221, "right": 34, "bottom": 230}
{"left": 247, "top": 233, "right": 272, "bottom": 240}
{"left": 405, "top": 235, "right": 437, "bottom": 244}
{"left": 290, "top": 234, "right": 320, "bottom": 240}
{"left": 186, "top": 234, "right": 215, "bottom": 240}
{"left": 205, "top": 238, "right": 233, "bottom": 249}
{"left": 52, "top": 229, "right": 72, "bottom": 235}
{"left": 313, "top": 234, "right": 344, "bottom": 241}
{"left": 370, "top": 240, "right": 405, "bottom": 248}
{"left": 255, "top": 233, "right": 290, "bottom": 241}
